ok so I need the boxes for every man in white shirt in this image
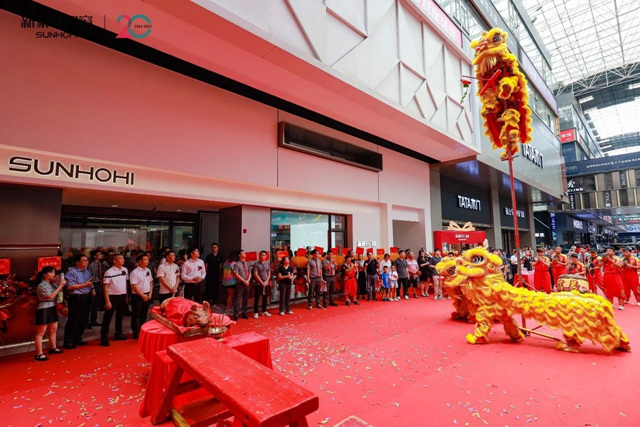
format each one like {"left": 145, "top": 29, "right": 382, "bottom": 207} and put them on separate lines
{"left": 181, "top": 248, "right": 206, "bottom": 303}
{"left": 157, "top": 250, "right": 180, "bottom": 303}
{"left": 130, "top": 254, "right": 153, "bottom": 339}
{"left": 101, "top": 254, "right": 129, "bottom": 346}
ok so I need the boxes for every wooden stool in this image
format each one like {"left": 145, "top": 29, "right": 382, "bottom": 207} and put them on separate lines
{"left": 151, "top": 338, "right": 318, "bottom": 426}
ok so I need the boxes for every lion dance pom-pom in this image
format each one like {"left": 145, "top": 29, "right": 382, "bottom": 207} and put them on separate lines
{"left": 471, "top": 28, "right": 533, "bottom": 161}
{"left": 437, "top": 248, "right": 630, "bottom": 353}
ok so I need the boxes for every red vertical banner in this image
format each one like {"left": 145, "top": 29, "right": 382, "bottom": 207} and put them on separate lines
{"left": 38, "top": 256, "right": 62, "bottom": 271}
{"left": 0, "top": 258, "right": 10, "bottom": 275}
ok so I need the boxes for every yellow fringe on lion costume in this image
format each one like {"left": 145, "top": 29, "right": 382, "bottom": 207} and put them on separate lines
{"left": 437, "top": 248, "right": 630, "bottom": 353}
{"left": 471, "top": 28, "right": 533, "bottom": 160}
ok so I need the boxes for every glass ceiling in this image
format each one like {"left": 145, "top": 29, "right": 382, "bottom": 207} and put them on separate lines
{"left": 585, "top": 97, "right": 640, "bottom": 155}
{"left": 521, "top": 0, "right": 640, "bottom": 87}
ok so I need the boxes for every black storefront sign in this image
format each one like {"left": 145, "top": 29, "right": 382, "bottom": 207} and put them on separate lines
{"left": 499, "top": 196, "right": 528, "bottom": 230}
{"left": 620, "top": 171, "right": 628, "bottom": 188}
{"left": 441, "top": 180, "right": 492, "bottom": 225}
{"left": 604, "top": 190, "right": 612, "bottom": 207}
{"left": 565, "top": 152, "right": 640, "bottom": 176}
{"left": 567, "top": 175, "right": 596, "bottom": 193}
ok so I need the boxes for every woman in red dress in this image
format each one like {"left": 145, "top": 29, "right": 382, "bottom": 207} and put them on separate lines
{"left": 533, "top": 248, "right": 551, "bottom": 294}
{"left": 602, "top": 247, "right": 626, "bottom": 310}
{"left": 342, "top": 255, "right": 359, "bottom": 306}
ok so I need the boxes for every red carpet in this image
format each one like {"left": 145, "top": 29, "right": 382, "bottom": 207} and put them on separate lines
{"left": 2, "top": 297, "right": 640, "bottom": 426}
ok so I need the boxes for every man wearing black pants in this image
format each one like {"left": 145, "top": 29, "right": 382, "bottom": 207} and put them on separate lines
{"left": 394, "top": 250, "right": 409, "bottom": 299}
{"left": 322, "top": 251, "right": 338, "bottom": 307}
{"left": 87, "top": 250, "right": 103, "bottom": 328}
{"left": 101, "top": 254, "right": 129, "bottom": 346}
{"left": 181, "top": 248, "right": 206, "bottom": 302}
{"left": 130, "top": 254, "right": 153, "bottom": 339}
{"left": 63, "top": 254, "right": 93, "bottom": 349}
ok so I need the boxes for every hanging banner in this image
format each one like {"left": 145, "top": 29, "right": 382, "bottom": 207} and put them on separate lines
{"left": 37, "top": 256, "right": 62, "bottom": 271}
{"left": 0, "top": 258, "right": 10, "bottom": 275}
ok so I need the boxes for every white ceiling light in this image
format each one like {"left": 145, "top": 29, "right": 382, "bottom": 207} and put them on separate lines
{"left": 579, "top": 96, "right": 593, "bottom": 103}
{"left": 629, "top": 82, "right": 640, "bottom": 90}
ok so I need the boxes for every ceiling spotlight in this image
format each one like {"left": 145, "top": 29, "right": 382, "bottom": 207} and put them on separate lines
{"left": 112, "top": 204, "right": 118, "bottom": 208}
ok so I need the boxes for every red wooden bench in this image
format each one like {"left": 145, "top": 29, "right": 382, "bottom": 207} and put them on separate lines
{"left": 151, "top": 338, "right": 319, "bottom": 426}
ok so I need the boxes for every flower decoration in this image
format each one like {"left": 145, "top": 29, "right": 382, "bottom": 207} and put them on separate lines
{"left": 460, "top": 78, "right": 472, "bottom": 104}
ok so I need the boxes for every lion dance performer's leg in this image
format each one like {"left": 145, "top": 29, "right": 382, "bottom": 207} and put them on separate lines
{"left": 467, "top": 308, "right": 494, "bottom": 344}
{"left": 621, "top": 269, "right": 640, "bottom": 304}
{"left": 501, "top": 312, "right": 524, "bottom": 342}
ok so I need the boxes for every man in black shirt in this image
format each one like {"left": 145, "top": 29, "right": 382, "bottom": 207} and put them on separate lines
{"left": 204, "top": 243, "right": 223, "bottom": 307}
{"left": 394, "top": 250, "right": 409, "bottom": 300}
{"left": 364, "top": 252, "right": 379, "bottom": 301}
{"left": 429, "top": 249, "right": 444, "bottom": 300}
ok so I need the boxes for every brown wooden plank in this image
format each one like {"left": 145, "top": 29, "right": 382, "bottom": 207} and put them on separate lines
{"left": 167, "top": 338, "right": 319, "bottom": 427}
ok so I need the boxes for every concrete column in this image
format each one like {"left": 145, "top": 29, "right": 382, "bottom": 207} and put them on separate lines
{"left": 218, "top": 206, "right": 242, "bottom": 255}
{"left": 240, "top": 206, "right": 271, "bottom": 252}
{"left": 0, "top": 184, "right": 62, "bottom": 276}
{"left": 429, "top": 168, "right": 443, "bottom": 237}
{"left": 520, "top": 202, "right": 536, "bottom": 249}
{"left": 487, "top": 188, "right": 503, "bottom": 249}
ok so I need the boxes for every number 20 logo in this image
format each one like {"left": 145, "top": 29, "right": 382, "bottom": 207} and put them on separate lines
{"left": 116, "top": 14, "right": 152, "bottom": 39}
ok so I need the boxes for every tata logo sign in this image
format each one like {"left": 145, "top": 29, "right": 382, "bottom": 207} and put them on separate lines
{"left": 504, "top": 207, "right": 525, "bottom": 218}
{"left": 457, "top": 196, "right": 481, "bottom": 211}
{"left": 8, "top": 156, "right": 135, "bottom": 186}
{"left": 521, "top": 144, "right": 544, "bottom": 168}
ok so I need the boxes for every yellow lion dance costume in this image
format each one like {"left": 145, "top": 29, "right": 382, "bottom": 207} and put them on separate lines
{"left": 437, "top": 248, "right": 630, "bottom": 353}
{"left": 471, "top": 28, "right": 533, "bottom": 160}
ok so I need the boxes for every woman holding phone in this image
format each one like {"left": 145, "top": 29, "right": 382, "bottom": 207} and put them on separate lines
{"left": 34, "top": 266, "right": 66, "bottom": 361}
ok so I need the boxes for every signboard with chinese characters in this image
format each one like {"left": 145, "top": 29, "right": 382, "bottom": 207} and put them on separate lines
{"left": 356, "top": 241, "right": 376, "bottom": 248}
{"left": 560, "top": 129, "right": 576, "bottom": 143}
{"left": 37, "top": 256, "right": 61, "bottom": 271}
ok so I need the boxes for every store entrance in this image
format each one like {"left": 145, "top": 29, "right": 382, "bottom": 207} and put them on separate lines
{"left": 60, "top": 207, "right": 198, "bottom": 259}
{"left": 502, "top": 229, "right": 514, "bottom": 254}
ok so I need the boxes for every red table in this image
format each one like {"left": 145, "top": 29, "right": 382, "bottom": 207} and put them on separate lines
{"left": 514, "top": 271, "right": 535, "bottom": 288}
{"left": 140, "top": 332, "right": 272, "bottom": 418}
{"left": 138, "top": 318, "right": 232, "bottom": 363}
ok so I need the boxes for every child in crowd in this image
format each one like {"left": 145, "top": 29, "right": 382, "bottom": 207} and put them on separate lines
{"left": 380, "top": 265, "right": 390, "bottom": 301}
{"left": 389, "top": 265, "right": 399, "bottom": 301}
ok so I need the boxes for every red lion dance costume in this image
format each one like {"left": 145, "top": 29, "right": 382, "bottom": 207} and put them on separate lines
{"left": 471, "top": 28, "right": 533, "bottom": 160}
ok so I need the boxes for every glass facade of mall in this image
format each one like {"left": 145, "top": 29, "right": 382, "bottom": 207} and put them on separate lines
{"left": 270, "top": 210, "right": 346, "bottom": 258}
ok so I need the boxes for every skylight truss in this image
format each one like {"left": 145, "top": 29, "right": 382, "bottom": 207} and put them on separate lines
{"left": 521, "top": 0, "right": 640, "bottom": 95}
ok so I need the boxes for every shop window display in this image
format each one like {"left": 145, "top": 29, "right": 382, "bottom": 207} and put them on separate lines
{"left": 270, "top": 210, "right": 346, "bottom": 257}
